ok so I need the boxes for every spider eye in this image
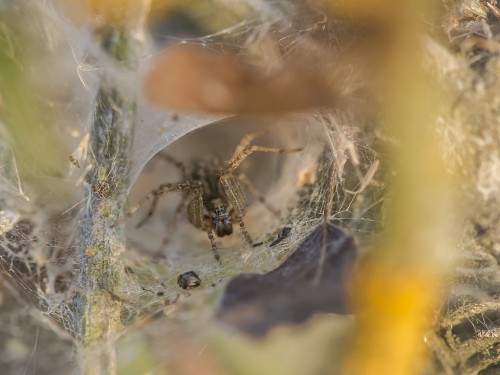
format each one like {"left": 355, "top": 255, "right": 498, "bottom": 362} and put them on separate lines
{"left": 215, "top": 207, "right": 225, "bottom": 215}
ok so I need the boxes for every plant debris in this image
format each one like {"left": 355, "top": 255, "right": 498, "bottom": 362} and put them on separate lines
{"left": 177, "top": 271, "right": 202, "bottom": 290}
{"left": 269, "top": 226, "right": 293, "bottom": 247}
{"left": 216, "top": 223, "right": 357, "bottom": 337}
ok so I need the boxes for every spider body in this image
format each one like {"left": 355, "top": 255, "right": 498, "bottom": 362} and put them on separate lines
{"left": 114, "top": 132, "right": 301, "bottom": 261}
{"left": 183, "top": 160, "right": 250, "bottom": 257}
{"left": 185, "top": 159, "right": 242, "bottom": 238}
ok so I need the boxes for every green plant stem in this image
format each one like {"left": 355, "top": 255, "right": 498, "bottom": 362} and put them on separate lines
{"left": 73, "top": 17, "right": 148, "bottom": 374}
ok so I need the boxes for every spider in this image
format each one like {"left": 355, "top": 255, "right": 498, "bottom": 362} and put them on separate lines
{"left": 114, "top": 131, "right": 302, "bottom": 261}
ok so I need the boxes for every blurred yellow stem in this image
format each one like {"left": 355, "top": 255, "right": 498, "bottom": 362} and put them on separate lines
{"left": 341, "top": 1, "right": 454, "bottom": 374}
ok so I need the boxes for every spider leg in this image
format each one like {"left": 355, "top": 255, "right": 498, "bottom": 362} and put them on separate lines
{"left": 237, "top": 173, "right": 281, "bottom": 218}
{"left": 158, "top": 153, "right": 189, "bottom": 179}
{"left": 206, "top": 227, "right": 221, "bottom": 262}
{"left": 235, "top": 213, "right": 254, "bottom": 245}
{"left": 135, "top": 194, "right": 160, "bottom": 228}
{"left": 189, "top": 188, "right": 222, "bottom": 263}
{"left": 160, "top": 196, "right": 188, "bottom": 247}
{"left": 203, "top": 213, "right": 221, "bottom": 262}
{"left": 226, "top": 145, "right": 302, "bottom": 174}
{"left": 112, "top": 182, "right": 192, "bottom": 228}
{"left": 229, "top": 130, "right": 267, "bottom": 161}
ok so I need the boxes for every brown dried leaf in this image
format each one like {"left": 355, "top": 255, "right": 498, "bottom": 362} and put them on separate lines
{"left": 216, "top": 224, "right": 357, "bottom": 337}
{"left": 144, "top": 45, "right": 337, "bottom": 113}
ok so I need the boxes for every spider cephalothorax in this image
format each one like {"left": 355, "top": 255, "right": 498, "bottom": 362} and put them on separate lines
{"left": 114, "top": 131, "right": 301, "bottom": 261}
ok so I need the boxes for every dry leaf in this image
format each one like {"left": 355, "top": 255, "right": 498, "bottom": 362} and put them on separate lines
{"left": 144, "top": 45, "right": 337, "bottom": 113}
{"left": 216, "top": 224, "right": 357, "bottom": 337}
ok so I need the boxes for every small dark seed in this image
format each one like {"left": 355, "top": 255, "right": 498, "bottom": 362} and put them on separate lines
{"left": 177, "top": 271, "right": 202, "bottom": 290}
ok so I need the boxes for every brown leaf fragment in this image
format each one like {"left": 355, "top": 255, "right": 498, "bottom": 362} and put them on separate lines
{"left": 216, "top": 224, "right": 357, "bottom": 337}
{"left": 144, "top": 45, "right": 337, "bottom": 113}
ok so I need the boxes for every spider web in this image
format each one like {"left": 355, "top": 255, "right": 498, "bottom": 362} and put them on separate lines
{"left": 0, "top": 2, "right": 354, "bottom": 372}
{"left": 0, "top": 1, "right": 406, "bottom": 373}
{"left": 1, "top": 0, "right": 499, "bottom": 374}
